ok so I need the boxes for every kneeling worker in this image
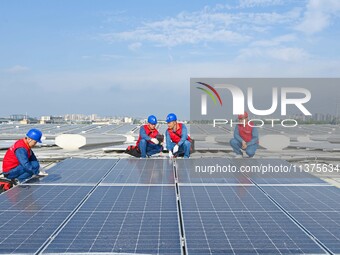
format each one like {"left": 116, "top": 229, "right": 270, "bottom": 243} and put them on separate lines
{"left": 230, "top": 111, "right": 259, "bottom": 158}
{"left": 165, "top": 113, "right": 191, "bottom": 158}
{"left": 2, "top": 128, "right": 47, "bottom": 183}
{"left": 136, "top": 115, "right": 163, "bottom": 158}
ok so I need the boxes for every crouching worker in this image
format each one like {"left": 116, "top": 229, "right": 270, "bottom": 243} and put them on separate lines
{"left": 165, "top": 113, "right": 191, "bottom": 158}
{"left": 2, "top": 128, "right": 47, "bottom": 183}
{"left": 136, "top": 115, "right": 163, "bottom": 158}
{"left": 230, "top": 112, "right": 259, "bottom": 158}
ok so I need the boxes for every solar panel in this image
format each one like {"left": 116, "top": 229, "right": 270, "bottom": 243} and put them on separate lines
{"left": 179, "top": 186, "right": 327, "bottom": 254}
{"left": 101, "top": 158, "right": 175, "bottom": 184}
{"left": 0, "top": 185, "right": 93, "bottom": 254}
{"left": 180, "top": 186, "right": 280, "bottom": 212}
{"left": 80, "top": 186, "right": 177, "bottom": 212}
{"left": 0, "top": 211, "right": 70, "bottom": 254}
{"left": 289, "top": 212, "right": 340, "bottom": 254}
{"left": 30, "top": 158, "right": 118, "bottom": 184}
{"left": 261, "top": 186, "right": 340, "bottom": 212}
{"left": 182, "top": 211, "right": 326, "bottom": 254}
{"left": 44, "top": 186, "right": 182, "bottom": 254}
{"left": 0, "top": 185, "right": 92, "bottom": 212}
{"left": 44, "top": 211, "right": 181, "bottom": 254}
{"left": 261, "top": 186, "right": 340, "bottom": 254}
{"left": 0, "top": 157, "right": 337, "bottom": 254}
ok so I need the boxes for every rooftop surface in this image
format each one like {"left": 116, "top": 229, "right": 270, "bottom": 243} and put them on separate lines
{"left": 0, "top": 124, "right": 339, "bottom": 254}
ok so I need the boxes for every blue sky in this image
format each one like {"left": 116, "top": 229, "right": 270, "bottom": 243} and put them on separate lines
{"left": 1, "top": 0, "right": 340, "bottom": 119}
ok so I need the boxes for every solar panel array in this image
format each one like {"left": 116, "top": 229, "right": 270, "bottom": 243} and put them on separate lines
{"left": 0, "top": 157, "right": 339, "bottom": 254}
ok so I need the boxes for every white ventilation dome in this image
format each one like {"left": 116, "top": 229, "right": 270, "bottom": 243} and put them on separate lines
{"left": 259, "top": 135, "right": 290, "bottom": 151}
{"left": 55, "top": 134, "right": 126, "bottom": 150}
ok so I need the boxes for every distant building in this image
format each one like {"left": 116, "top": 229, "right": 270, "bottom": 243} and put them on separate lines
{"left": 40, "top": 116, "right": 65, "bottom": 124}
{"left": 123, "top": 117, "right": 133, "bottom": 123}
{"left": 0, "top": 118, "right": 10, "bottom": 124}
{"left": 10, "top": 114, "right": 26, "bottom": 121}
{"left": 19, "top": 118, "right": 39, "bottom": 124}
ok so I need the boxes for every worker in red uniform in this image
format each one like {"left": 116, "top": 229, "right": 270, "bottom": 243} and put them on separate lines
{"left": 136, "top": 115, "right": 163, "bottom": 158}
{"left": 165, "top": 113, "right": 191, "bottom": 158}
{"left": 230, "top": 112, "right": 259, "bottom": 158}
{"left": 2, "top": 128, "right": 47, "bottom": 183}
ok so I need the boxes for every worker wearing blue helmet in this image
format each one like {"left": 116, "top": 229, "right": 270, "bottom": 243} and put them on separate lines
{"left": 2, "top": 128, "right": 48, "bottom": 183}
{"left": 135, "top": 115, "right": 163, "bottom": 158}
{"left": 165, "top": 113, "right": 191, "bottom": 158}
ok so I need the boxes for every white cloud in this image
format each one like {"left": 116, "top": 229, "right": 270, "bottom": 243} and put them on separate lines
{"left": 238, "top": 46, "right": 309, "bottom": 62}
{"left": 3, "top": 65, "right": 30, "bottom": 73}
{"left": 239, "top": 0, "right": 283, "bottom": 8}
{"left": 99, "top": 6, "right": 300, "bottom": 47}
{"left": 267, "top": 47, "right": 309, "bottom": 61}
{"left": 296, "top": 0, "right": 340, "bottom": 34}
{"left": 128, "top": 42, "right": 142, "bottom": 51}
{"left": 251, "top": 34, "right": 296, "bottom": 47}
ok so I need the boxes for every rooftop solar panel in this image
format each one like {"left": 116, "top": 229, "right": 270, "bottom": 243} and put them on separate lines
{"left": 0, "top": 211, "right": 71, "bottom": 254}
{"left": 289, "top": 212, "right": 340, "bottom": 254}
{"left": 180, "top": 186, "right": 280, "bottom": 212}
{"left": 261, "top": 186, "right": 340, "bottom": 212}
{"left": 0, "top": 185, "right": 92, "bottom": 212}
{"left": 260, "top": 186, "right": 340, "bottom": 254}
{"left": 182, "top": 207, "right": 327, "bottom": 254}
{"left": 31, "top": 158, "right": 118, "bottom": 184}
{"left": 80, "top": 186, "right": 177, "bottom": 212}
{"left": 43, "top": 186, "right": 182, "bottom": 254}
{"left": 183, "top": 211, "right": 326, "bottom": 254}
{"left": 44, "top": 211, "right": 182, "bottom": 254}
{"left": 102, "top": 158, "right": 175, "bottom": 184}
{"left": 0, "top": 157, "right": 337, "bottom": 254}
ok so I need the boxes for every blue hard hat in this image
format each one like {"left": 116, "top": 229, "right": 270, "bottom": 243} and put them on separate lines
{"left": 166, "top": 113, "right": 177, "bottom": 123}
{"left": 147, "top": 115, "right": 157, "bottom": 125}
{"left": 26, "top": 128, "right": 42, "bottom": 143}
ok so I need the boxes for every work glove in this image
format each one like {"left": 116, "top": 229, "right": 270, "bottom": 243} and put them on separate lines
{"left": 173, "top": 144, "right": 179, "bottom": 154}
{"left": 150, "top": 138, "right": 159, "bottom": 144}
{"left": 168, "top": 151, "right": 173, "bottom": 159}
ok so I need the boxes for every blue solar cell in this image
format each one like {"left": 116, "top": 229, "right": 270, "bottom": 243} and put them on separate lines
{"left": 80, "top": 186, "right": 177, "bottom": 212}
{"left": 31, "top": 158, "right": 118, "bottom": 184}
{"left": 261, "top": 186, "right": 340, "bottom": 254}
{"left": 0, "top": 211, "right": 70, "bottom": 254}
{"left": 102, "top": 158, "right": 175, "bottom": 184}
{"left": 180, "top": 186, "right": 280, "bottom": 212}
{"left": 43, "top": 185, "right": 182, "bottom": 254}
{"left": 0, "top": 185, "right": 92, "bottom": 211}
{"left": 180, "top": 185, "right": 328, "bottom": 254}
{"left": 290, "top": 212, "right": 340, "bottom": 254}
{"left": 183, "top": 211, "right": 325, "bottom": 254}
{"left": 261, "top": 186, "right": 340, "bottom": 211}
